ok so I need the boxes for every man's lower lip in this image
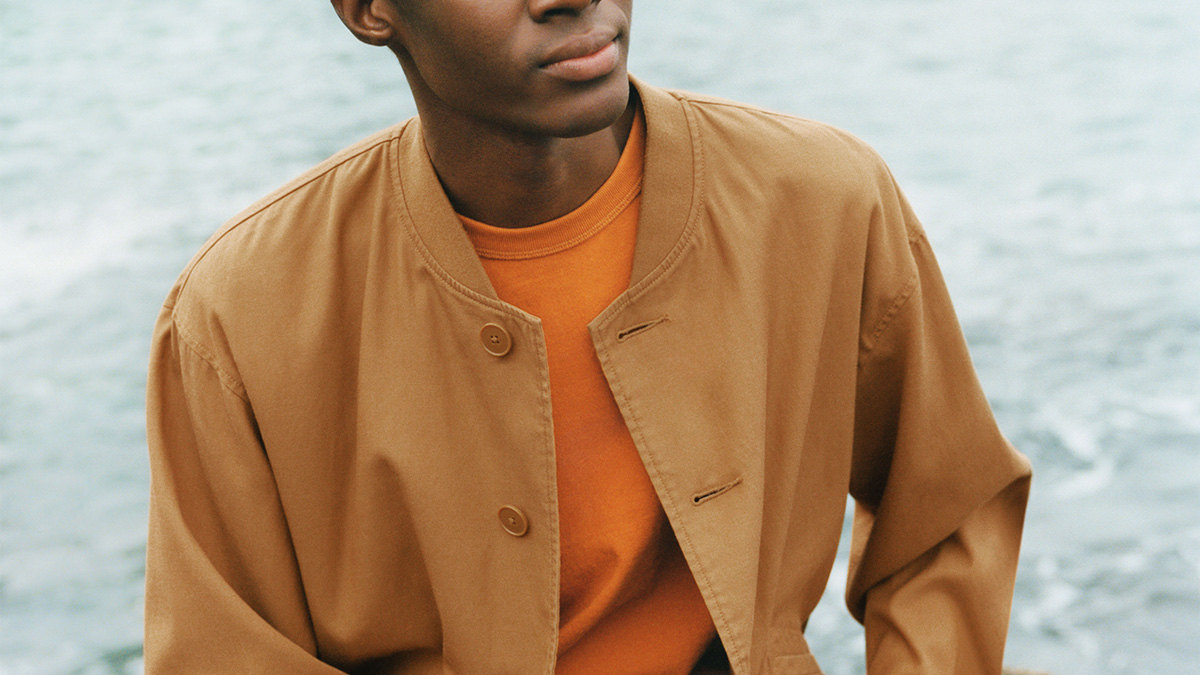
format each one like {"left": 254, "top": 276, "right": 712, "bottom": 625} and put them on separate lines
{"left": 540, "top": 41, "right": 619, "bottom": 82}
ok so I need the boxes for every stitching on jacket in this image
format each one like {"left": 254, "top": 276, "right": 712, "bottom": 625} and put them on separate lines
{"left": 177, "top": 126, "right": 408, "bottom": 299}
{"left": 672, "top": 91, "right": 873, "bottom": 161}
{"left": 166, "top": 324, "right": 316, "bottom": 630}
{"left": 858, "top": 269, "right": 918, "bottom": 367}
{"left": 601, "top": 359, "right": 735, "bottom": 663}
{"left": 595, "top": 93, "right": 707, "bottom": 332}
{"left": 616, "top": 315, "right": 670, "bottom": 341}
{"left": 400, "top": 209, "right": 532, "bottom": 321}
{"left": 692, "top": 477, "right": 743, "bottom": 506}
{"left": 171, "top": 312, "right": 250, "bottom": 403}
{"left": 389, "top": 137, "right": 537, "bottom": 323}
{"left": 604, "top": 94, "right": 745, "bottom": 675}
{"left": 673, "top": 94, "right": 744, "bottom": 675}
{"left": 677, "top": 93, "right": 821, "bottom": 124}
{"left": 532, "top": 331, "right": 560, "bottom": 672}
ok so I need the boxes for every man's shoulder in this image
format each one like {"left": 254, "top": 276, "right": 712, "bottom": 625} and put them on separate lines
{"left": 165, "top": 120, "right": 412, "bottom": 313}
{"left": 195, "top": 120, "right": 410, "bottom": 271}
{"left": 658, "top": 87, "right": 891, "bottom": 190}
{"left": 671, "top": 89, "right": 880, "bottom": 155}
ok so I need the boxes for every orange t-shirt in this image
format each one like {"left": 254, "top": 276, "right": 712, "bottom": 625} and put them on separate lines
{"left": 459, "top": 110, "right": 716, "bottom": 673}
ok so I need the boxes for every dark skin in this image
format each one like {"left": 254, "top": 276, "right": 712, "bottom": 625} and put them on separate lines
{"left": 331, "top": 0, "right": 636, "bottom": 228}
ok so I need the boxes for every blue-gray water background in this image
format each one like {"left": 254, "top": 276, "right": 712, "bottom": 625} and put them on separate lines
{"left": 2, "top": 0, "right": 1198, "bottom": 673}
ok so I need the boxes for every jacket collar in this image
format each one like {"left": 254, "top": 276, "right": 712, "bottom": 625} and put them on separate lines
{"left": 394, "top": 77, "right": 699, "bottom": 304}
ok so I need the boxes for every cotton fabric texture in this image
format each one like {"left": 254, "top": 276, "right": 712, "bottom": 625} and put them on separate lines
{"left": 144, "top": 77, "right": 1032, "bottom": 674}
{"left": 461, "top": 108, "right": 719, "bottom": 673}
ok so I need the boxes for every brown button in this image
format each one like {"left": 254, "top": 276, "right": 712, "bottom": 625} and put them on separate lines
{"left": 498, "top": 505, "right": 529, "bottom": 537}
{"left": 480, "top": 323, "right": 512, "bottom": 357}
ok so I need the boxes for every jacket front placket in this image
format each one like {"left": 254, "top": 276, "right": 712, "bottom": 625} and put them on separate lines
{"left": 392, "top": 121, "right": 566, "bottom": 673}
{"left": 587, "top": 80, "right": 765, "bottom": 675}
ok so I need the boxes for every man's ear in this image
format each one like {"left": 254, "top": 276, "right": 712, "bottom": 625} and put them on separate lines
{"left": 330, "top": 0, "right": 403, "bottom": 47}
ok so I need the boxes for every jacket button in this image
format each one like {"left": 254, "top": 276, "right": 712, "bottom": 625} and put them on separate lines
{"left": 480, "top": 323, "right": 512, "bottom": 357}
{"left": 498, "top": 505, "right": 529, "bottom": 537}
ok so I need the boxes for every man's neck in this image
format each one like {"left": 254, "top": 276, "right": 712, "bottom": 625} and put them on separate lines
{"left": 417, "top": 97, "right": 637, "bottom": 229}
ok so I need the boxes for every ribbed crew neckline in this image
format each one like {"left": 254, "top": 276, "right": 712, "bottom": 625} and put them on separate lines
{"left": 460, "top": 107, "right": 645, "bottom": 261}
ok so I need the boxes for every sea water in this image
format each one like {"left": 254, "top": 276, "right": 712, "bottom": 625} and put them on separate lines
{"left": 1, "top": 0, "right": 1197, "bottom": 673}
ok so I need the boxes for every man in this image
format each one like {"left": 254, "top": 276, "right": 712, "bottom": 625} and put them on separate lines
{"left": 144, "top": 0, "right": 1032, "bottom": 672}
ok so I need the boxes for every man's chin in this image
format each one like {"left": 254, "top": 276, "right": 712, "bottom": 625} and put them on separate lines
{"left": 531, "top": 74, "right": 633, "bottom": 139}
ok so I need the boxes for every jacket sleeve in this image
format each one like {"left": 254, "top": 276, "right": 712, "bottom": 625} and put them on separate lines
{"left": 845, "top": 184, "right": 1033, "bottom": 673}
{"left": 144, "top": 306, "right": 343, "bottom": 674}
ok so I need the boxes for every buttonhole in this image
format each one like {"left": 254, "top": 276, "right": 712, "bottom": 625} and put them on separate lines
{"left": 692, "top": 477, "right": 743, "bottom": 506}
{"left": 617, "top": 315, "right": 670, "bottom": 342}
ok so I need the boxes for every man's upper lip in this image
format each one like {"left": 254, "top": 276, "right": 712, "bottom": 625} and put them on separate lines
{"left": 539, "top": 29, "right": 619, "bottom": 66}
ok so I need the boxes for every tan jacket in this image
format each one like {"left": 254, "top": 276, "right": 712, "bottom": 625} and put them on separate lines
{"left": 145, "top": 78, "right": 1032, "bottom": 674}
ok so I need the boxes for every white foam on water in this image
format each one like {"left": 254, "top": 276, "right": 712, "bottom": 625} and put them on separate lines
{"left": 0, "top": 209, "right": 143, "bottom": 316}
{"left": 1133, "top": 395, "right": 1200, "bottom": 433}
{"left": 1053, "top": 458, "right": 1117, "bottom": 501}
{"left": 1051, "top": 416, "right": 1103, "bottom": 462}
{"left": 1033, "top": 400, "right": 1122, "bottom": 500}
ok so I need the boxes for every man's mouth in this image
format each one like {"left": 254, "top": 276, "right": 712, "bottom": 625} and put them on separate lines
{"left": 540, "top": 31, "right": 621, "bottom": 82}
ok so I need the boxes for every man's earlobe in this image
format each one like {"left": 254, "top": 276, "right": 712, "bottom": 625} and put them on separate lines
{"left": 330, "top": 0, "right": 401, "bottom": 47}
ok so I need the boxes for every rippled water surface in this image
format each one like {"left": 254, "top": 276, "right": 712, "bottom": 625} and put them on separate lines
{"left": 2, "top": 1, "right": 1198, "bottom": 673}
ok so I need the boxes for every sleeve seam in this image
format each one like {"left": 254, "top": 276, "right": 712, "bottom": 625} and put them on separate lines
{"left": 170, "top": 311, "right": 251, "bottom": 403}
{"left": 858, "top": 230, "right": 927, "bottom": 366}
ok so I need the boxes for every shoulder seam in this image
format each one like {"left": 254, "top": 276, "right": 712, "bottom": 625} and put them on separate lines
{"left": 177, "top": 123, "right": 409, "bottom": 294}
{"left": 668, "top": 89, "right": 829, "bottom": 125}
